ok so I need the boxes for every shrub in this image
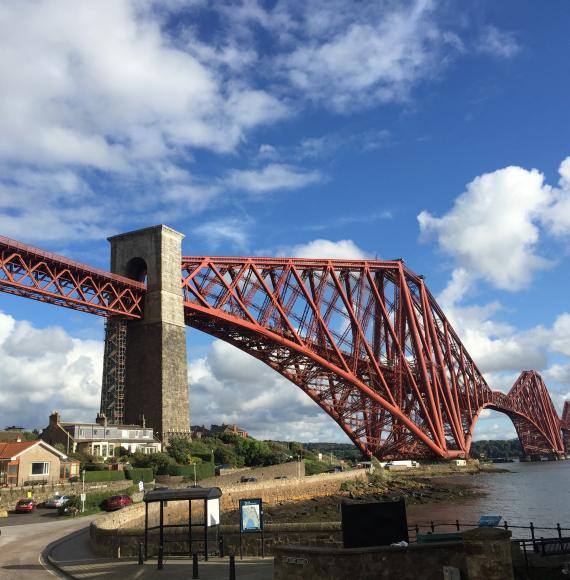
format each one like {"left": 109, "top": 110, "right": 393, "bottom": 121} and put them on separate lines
{"left": 176, "top": 461, "right": 215, "bottom": 481}
{"left": 125, "top": 467, "right": 154, "bottom": 483}
{"left": 83, "top": 470, "right": 126, "bottom": 482}
{"left": 166, "top": 436, "right": 193, "bottom": 464}
{"left": 167, "top": 464, "right": 183, "bottom": 476}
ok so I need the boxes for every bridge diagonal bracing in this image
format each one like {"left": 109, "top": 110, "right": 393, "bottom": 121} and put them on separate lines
{"left": 0, "top": 234, "right": 566, "bottom": 460}
{"left": 0, "top": 236, "right": 144, "bottom": 318}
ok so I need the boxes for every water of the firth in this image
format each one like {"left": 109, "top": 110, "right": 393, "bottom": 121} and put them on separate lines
{"left": 407, "top": 460, "right": 570, "bottom": 538}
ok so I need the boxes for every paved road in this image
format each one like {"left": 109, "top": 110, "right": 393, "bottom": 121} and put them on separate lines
{"left": 0, "top": 509, "right": 61, "bottom": 527}
{"left": 0, "top": 514, "right": 97, "bottom": 579}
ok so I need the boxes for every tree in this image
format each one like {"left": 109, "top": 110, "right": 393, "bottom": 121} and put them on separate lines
{"left": 166, "top": 436, "right": 193, "bottom": 464}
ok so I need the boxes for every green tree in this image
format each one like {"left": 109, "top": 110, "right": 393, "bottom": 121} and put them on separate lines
{"left": 166, "top": 436, "right": 193, "bottom": 464}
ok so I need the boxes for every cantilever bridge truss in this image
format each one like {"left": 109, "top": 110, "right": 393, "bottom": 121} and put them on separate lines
{"left": 0, "top": 235, "right": 566, "bottom": 459}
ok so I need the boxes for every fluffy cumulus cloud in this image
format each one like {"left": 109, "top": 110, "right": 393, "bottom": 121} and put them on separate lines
{"left": 188, "top": 339, "right": 352, "bottom": 442}
{"left": 0, "top": 311, "right": 103, "bottom": 429}
{"left": 0, "top": 0, "right": 286, "bottom": 169}
{"left": 419, "top": 157, "right": 570, "bottom": 291}
{"left": 436, "top": 269, "right": 570, "bottom": 418}
{"left": 282, "top": 239, "right": 371, "bottom": 260}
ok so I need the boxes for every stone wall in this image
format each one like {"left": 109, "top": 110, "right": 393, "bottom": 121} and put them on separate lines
{"left": 273, "top": 528, "right": 515, "bottom": 580}
{"left": 0, "top": 479, "right": 132, "bottom": 510}
{"left": 200, "top": 461, "right": 305, "bottom": 488}
{"left": 90, "top": 470, "right": 367, "bottom": 557}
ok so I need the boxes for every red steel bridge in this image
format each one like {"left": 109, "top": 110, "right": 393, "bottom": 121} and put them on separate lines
{"left": 0, "top": 234, "right": 567, "bottom": 460}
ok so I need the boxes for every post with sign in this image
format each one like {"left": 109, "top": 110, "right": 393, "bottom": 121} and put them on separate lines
{"left": 239, "top": 498, "right": 264, "bottom": 559}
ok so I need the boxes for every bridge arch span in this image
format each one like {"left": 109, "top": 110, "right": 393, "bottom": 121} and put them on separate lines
{"left": 181, "top": 256, "right": 564, "bottom": 459}
{"left": 0, "top": 233, "right": 565, "bottom": 459}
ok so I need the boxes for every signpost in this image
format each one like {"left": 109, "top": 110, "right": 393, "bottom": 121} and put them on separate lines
{"left": 239, "top": 498, "right": 264, "bottom": 559}
{"left": 80, "top": 493, "right": 86, "bottom": 513}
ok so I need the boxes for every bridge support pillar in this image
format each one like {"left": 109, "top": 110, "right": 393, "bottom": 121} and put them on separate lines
{"left": 105, "top": 225, "right": 190, "bottom": 443}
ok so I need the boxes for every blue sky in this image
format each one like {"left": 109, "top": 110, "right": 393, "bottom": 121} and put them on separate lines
{"left": 0, "top": 0, "right": 569, "bottom": 444}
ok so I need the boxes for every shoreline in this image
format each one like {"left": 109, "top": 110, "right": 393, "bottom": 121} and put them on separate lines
{"left": 220, "top": 466, "right": 503, "bottom": 525}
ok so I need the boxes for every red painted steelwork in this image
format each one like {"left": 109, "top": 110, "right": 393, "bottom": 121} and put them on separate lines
{"left": 0, "top": 236, "right": 144, "bottom": 318}
{"left": 0, "top": 239, "right": 565, "bottom": 460}
{"left": 181, "top": 256, "right": 565, "bottom": 459}
{"left": 562, "top": 402, "right": 570, "bottom": 453}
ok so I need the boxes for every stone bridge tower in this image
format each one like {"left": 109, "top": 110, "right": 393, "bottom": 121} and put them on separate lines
{"left": 101, "top": 225, "right": 190, "bottom": 443}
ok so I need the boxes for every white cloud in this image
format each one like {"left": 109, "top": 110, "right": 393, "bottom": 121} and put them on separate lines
{"left": 0, "top": 1, "right": 287, "bottom": 170}
{"left": 193, "top": 217, "right": 251, "bottom": 251}
{"left": 276, "top": 0, "right": 460, "bottom": 111}
{"left": 418, "top": 159, "right": 570, "bottom": 291}
{"left": 226, "top": 164, "right": 321, "bottom": 194}
{"left": 282, "top": 239, "right": 371, "bottom": 260}
{"left": 188, "top": 340, "right": 352, "bottom": 442}
{"left": 477, "top": 25, "right": 521, "bottom": 59}
{"left": 0, "top": 311, "right": 103, "bottom": 429}
{"left": 540, "top": 157, "right": 570, "bottom": 238}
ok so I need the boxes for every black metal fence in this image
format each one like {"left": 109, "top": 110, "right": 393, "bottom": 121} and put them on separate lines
{"left": 407, "top": 520, "right": 570, "bottom": 542}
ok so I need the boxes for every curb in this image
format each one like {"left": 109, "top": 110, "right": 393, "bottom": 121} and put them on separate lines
{"left": 41, "top": 526, "right": 92, "bottom": 579}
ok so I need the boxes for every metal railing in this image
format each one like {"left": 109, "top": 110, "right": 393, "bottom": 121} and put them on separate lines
{"left": 408, "top": 520, "right": 570, "bottom": 542}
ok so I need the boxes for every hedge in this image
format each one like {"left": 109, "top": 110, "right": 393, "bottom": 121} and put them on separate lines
{"left": 176, "top": 462, "right": 215, "bottom": 481}
{"left": 83, "top": 470, "right": 126, "bottom": 482}
{"left": 125, "top": 467, "right": 154, "bottom": 483}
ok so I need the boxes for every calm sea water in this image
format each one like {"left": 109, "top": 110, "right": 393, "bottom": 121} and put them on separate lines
{"left": 406, "top": 460, "right": 570, "bottom": 537}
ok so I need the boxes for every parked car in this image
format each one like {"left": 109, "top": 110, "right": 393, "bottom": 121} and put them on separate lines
{"left": 274, "top": 476, "right": 288, "bottom": 480}
{"left": 44, "top": 495, "right": 71, "bottom": 509}
{"left": 15, "top": 499, "right": 35, "bottom": 513}
{"left": 240, "top": 476, "right": 258, "bottom": 483}
{"left": 105, "top": 495, "right": 133, "bottom": 511}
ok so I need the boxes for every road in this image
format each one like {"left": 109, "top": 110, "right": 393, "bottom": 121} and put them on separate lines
{"left": 0, "top": 511, "right": 97, "bottom": 579}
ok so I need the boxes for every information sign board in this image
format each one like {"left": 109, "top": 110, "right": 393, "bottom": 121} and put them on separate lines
{"left": 239, "top": 498, "right": 263, "bottom": 533}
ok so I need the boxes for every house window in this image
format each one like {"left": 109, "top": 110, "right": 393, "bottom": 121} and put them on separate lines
{"left": 30, "top": 462, "right": 50, "bottom": 476}
{"left": 8, "top": 464, "right": 18, "bottom": 474}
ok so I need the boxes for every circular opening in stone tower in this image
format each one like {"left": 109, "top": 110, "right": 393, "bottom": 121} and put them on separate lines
{"left": 126, "top": 257, "right": 148, "bottom": 283}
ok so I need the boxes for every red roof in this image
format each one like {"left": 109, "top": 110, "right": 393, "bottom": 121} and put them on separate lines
{"left": 0, "top": 441, "right": 38, "bottom": 460}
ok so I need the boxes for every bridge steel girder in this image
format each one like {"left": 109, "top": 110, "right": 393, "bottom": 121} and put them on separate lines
{"left": 0, "top": 234, "right": 566, "bottom": 460}
{"left": 562, "top": 402, "right": 570, "bottom": 454}
{"left": 0, "top": 235, "right": 144, "bottom": 318}
{"left": 180, "top": 256, "right": 566, "bottom": 459}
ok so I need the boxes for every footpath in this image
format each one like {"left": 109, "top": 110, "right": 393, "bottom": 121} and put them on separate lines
{"left": 46, "top": 526, "right": 273, "bottom": 580}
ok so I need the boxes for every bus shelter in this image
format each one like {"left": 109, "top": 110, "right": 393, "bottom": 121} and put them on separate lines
{"left": 143, "top": 486, "right": 222, "bottom": 563}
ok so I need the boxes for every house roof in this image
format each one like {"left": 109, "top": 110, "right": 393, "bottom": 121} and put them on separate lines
{"left": 0, "top": 431, "right": 22, "bottom": 442}
{"left": 0, "top": 440, "right": 67, "bottom": 461}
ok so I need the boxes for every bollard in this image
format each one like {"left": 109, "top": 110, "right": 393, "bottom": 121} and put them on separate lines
{"left": 192, "top": 552, "right": 199, "bottom": 579}
{"left": 138, "top": 542, "right": 144, "bottom": 565}
{"left": 430, "top": 521, "right": 435, "bottom": 533}
{"left": 558, "top": 523, "right": 563, "bottom": 540}
{"left": 158, "top": 545, "right": 164, "bottom": 570}
{"left": 229, "top": 554, "right": 236, "bottom": 580}
{"left": 456, "top": 519, "right": 460, "bottom": 531}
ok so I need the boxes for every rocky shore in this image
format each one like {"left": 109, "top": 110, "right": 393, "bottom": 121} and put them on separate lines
{"left": 220, "top": 469, "right": 486, "bottom": 525}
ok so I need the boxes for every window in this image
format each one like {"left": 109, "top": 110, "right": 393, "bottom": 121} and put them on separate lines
{"left": 30, "top": 462, "right": 50, "bottom": 476}
{"left": 8, "top": 464, "right": 18, "bottom": 474}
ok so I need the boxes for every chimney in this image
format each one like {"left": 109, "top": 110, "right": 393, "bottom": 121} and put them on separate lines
{"left": 96, "top": 413, "right": 107, "bottom": 427}
{"left": 49, "top": 411, "right": 60, "bottom": 427}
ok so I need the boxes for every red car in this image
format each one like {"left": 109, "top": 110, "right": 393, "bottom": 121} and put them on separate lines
{"left": 105, "top": 495, "right": 133, "bottom": 511}
{"left": 15, "top": 499, "right": 35, "bottom": 513}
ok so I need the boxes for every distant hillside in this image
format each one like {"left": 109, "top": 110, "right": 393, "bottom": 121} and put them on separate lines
{"left": 470, "top": 438, "right": 521, "bottom": 459}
